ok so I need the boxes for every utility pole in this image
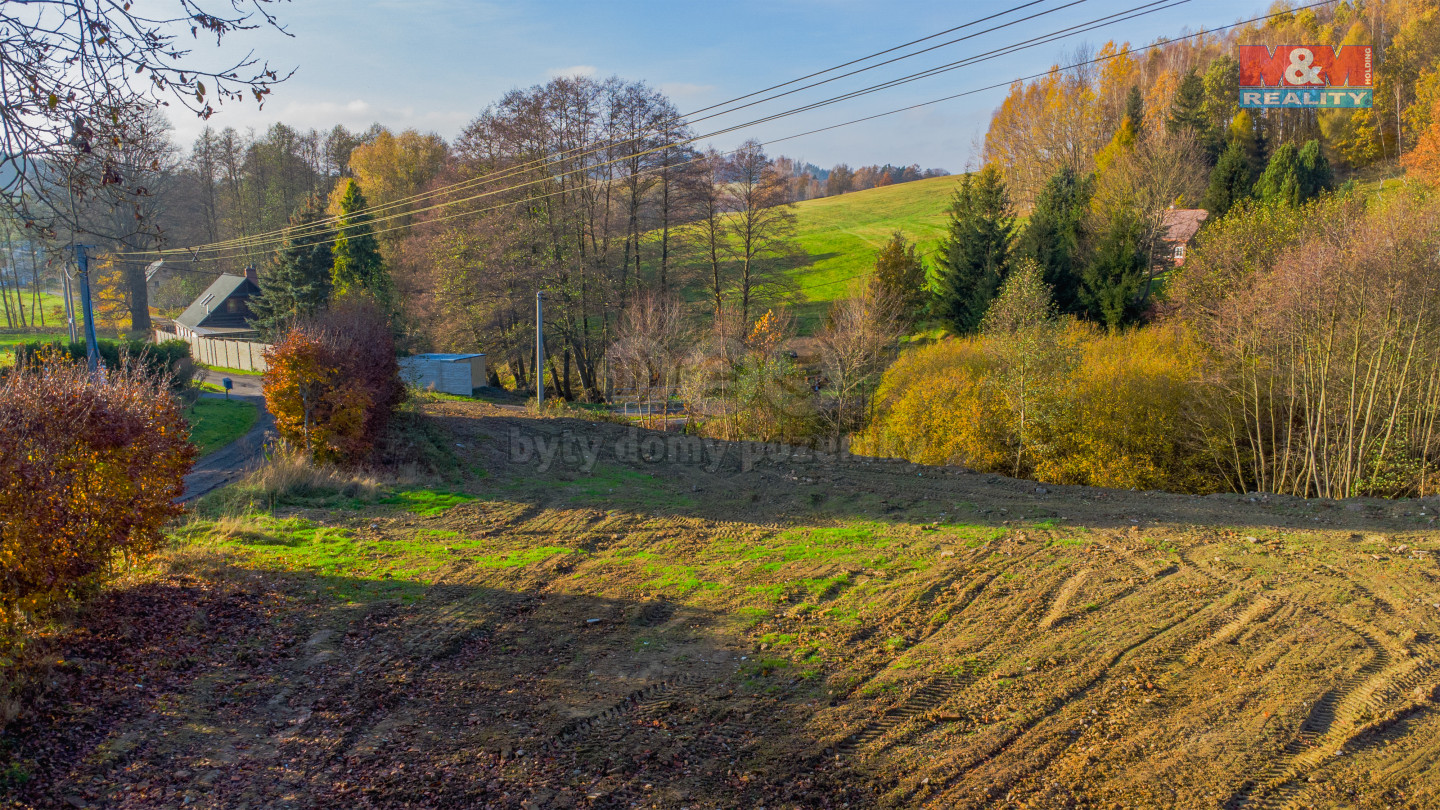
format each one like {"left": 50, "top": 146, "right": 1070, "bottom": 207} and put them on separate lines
{"left": 74, "top": 245, "right": 99, "bottom": 373}
{"left": 535, "top": 291, "right": 545, "bottom": 409}
{"left": 61, "top": 264, "right": 77, "bottom": 344}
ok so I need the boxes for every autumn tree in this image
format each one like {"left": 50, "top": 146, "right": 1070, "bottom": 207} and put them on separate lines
{"left": 1403, "top": 96, "right": 1440, "bottom": 184}
{"left": 931, "top": 165, "right": 1015, "bottom": 334}
{"left": 346, "top": 128, "right": 449, "bottom": 251}
{"left": 817, "top": 283, "right": 904, "bottom": 438}
{"left": 331, "top": 179, "right": 390, "bottom": 302}
{"left": 263, "top": 299, "right": 403, "bottom": 464}
{"left": 980, "top": 258, "right": 1065, "bottom": 476}
{"left": 868, "top": 232, "right": 928, "bottom": 324}
{"left": 0, "top": 0, "right": 288, "bottom": 232}
{"left": 985, "top": 67, "right": 1107, "bottom": 207}
{"left": 249, "top": 194, "right": 334, "bottom": 339}
{"left": 724, "top": 140, "right": 798, "bottom": 321}
{"left": 609, "top": 293, "right": 690, "bottom": 427}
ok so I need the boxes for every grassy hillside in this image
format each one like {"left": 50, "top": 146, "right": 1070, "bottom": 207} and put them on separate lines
{"left": 786, "top": 175, "right": 962, "bottom": 329}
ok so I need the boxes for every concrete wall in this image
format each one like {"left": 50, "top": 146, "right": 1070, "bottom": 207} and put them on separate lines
{"left": 159, "top": 330, "right": 270, "bottom": 373}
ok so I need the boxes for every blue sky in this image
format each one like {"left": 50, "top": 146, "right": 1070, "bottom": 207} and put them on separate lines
{"left": 178, "top": 0, "right": 1266, "bottom": 170}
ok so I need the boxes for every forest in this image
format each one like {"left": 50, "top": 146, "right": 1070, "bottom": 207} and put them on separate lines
{"left": 7, "top": 0, "right": 1440, "bottom": 504}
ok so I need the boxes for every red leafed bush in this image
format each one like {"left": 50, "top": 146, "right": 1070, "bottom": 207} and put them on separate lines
{"left": 0, "top": 355, "right": 196, "bottom": 615}
{"left": 263, "top": 298, "right": 404, "bottom": 464}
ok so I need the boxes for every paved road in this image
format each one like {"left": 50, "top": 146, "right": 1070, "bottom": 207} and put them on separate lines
{"left": 181, "top": 370, "right": 272, "bottom": 503}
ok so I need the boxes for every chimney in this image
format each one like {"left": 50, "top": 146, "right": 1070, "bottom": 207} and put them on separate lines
{"left": 244, "top": 264, "right": 258, "bottom": 286}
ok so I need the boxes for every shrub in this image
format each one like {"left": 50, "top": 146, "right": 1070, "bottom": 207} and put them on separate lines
{"left": 13, "top": 337, "right": 194, "bottom": 392}
{"left": 0, "top": 355, "right": 196, "bottom": 618}
{"left": 856, "top": 324, "right": 1218, "bottom": 492}
{"left": 263, "top": 298, "right": 404, "bottom": 464}
{"left": 1172, "top": 192, "right": 1440, "bottom": 498}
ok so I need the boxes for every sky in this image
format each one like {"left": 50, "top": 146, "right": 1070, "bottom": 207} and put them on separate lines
{"left": 172, "top": 0, "right": 1268, "bottom": 171}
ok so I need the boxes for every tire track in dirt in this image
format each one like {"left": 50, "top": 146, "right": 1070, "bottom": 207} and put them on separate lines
{"left": 898, "top": 601, "right": 1208, "bottom": 808}
{"left": 1040, "top": 569, "right": 1089, "bottom": 630}
{"left": 845, "top": 538, "right": 1177, "bottom": 775}
{"left": 885, "top": 537, "right": 1227, "bottom": 804}
{"left": 1165, "top": 544, "right": 1436, "bottom": 809}
{"left": 918, "top": 585, "right": 1238, "bottom": 808}
{"left": 829, "top": 541, "right": 1049, "bottom": 754}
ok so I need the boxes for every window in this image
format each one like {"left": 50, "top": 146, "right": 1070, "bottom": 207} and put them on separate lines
{"left": 226, "top": 297, "right": 241, "bottom": 313}
{"left": 1172, "top": 244, "right": 1186, "bottom": 262}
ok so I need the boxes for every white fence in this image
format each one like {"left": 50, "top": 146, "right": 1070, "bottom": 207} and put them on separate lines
{"left": 158, "top": 329, "right": 270, "bottom": 373}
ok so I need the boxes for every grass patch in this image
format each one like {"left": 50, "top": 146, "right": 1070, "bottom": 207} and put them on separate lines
{"left": 380, "top": 488, "right": 476, "bottom": 516}
{"left": 185, "top": 398, "right": 258, "bottom": 456}
{"left": 196, "top": 363, "right": 261, "bottom": 377}
{"left": 783, "top": 176, "right": 963, "bottom": 331}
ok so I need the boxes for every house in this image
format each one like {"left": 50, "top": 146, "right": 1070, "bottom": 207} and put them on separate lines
{"left": 173, "top": 268, "right": 261, "bottom": 341}
{"left": 399, "top": 353, "right": 487, "bottom": 396}
{"left": 1157, "top": 208, "right": 1209, "bottom": 271}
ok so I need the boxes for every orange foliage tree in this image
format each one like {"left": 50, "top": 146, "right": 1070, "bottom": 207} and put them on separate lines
{"left": 263, "top": 298, "right": 404, "bottom": 464}
{"left": 1403, "top": 96, "right": 1440, "bottom": 185}
{"left": 0, "top": 355, "right": 195, "bottom": 616}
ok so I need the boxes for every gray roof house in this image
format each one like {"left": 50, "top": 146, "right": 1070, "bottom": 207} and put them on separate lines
{"left": 174, "top": 269, "right": 261, "bottom": 340}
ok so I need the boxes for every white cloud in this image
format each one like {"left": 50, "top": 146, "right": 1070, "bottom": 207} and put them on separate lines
{"left": 659, "top": 82, "right": 716, "bottom": 100}
{"left": 546, "top": 64, "right": 597, "bottom": 79}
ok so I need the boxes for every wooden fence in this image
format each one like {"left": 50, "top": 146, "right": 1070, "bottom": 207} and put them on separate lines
{"left": 157, "top": 329, "right": 270, "bottom": 373}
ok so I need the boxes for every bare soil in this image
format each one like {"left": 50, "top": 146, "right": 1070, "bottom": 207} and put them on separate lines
{"left": 9, "top": 400, "right": 1440, "bottom": 809}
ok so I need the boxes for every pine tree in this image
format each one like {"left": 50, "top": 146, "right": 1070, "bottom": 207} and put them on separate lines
{"left": 1016, "top": 167, "right": 1092, "bottom": 313}
{"left": 1168, "top": 69, "right": 1221, "bottom": 164}
{"left": 1080, "top": 208, "right": 1148, "bottom": 329}
{"left": 1203, "top": 139, "right": 1256, "bottom": 218}
{"left": 1124, "top": 85, "right": 1144, "bottom": 134}
{"left": 1253, "top": 142, "right": 1302, "bottom": 206}
{"left": 331, "top": 179, "right": 389, "bottom": 301}
{"left": 930, "top": 165, "right": 1015, "bottom": 335}
{"left": 1296, "top": 139, "right": 1335, "bottom": 200}
{"left": 868, "top": 231, "right": 927, "bottom": 323}
{"left": 249, "top": 195, "right": 334, "bottom": 339}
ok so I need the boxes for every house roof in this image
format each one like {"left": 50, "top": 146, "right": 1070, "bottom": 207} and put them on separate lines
{"left": 1161, "top": 208, "right": 1209, "bottom": 245}
{"left": 407, "top": 353, "right": 486, "bottom": 362}
{"left": 176, "top": 273, "right": 258, "bottom": 330}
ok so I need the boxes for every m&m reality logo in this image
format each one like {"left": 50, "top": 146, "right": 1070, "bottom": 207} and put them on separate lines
{"left": 1238, "top": 45, "right": 1373, "bottom": 108}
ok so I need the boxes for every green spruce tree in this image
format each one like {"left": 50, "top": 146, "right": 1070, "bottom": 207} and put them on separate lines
{"left": 1124, "top": 85, "right": 1145, "bottom": 135}
{"left": 1253, "top": 142, "right": 1302, "bottom": 206}
{"left": 1080, "top": 208, "right": 1148, "bottom": 329}
{"left": 1203, "top": 139, "right": 1257, "bottom": 218}
{"left": 868, "top": 231, "right": 928, "bottom": 323}
{"left": 1296, "top": 139, "right": 1335, "bottom": 201}
{"left": 1016, "top": 167, "right": 1093, "bottom": 313}
{"left": 1167, "top": 69, "right": 1221, "bottom": 164}
{"left": 930, "top": 164, "right": 1015, "bottom": 335}
{"left": 332, "top": 179, "right": 389, "bottom": 301}
{"left": 249, "top": 194, "right": 334, "bottom": 339}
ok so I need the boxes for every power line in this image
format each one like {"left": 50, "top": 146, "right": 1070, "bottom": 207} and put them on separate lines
{"left": 130, "top": 0, "right": 1332, "bottom": 270}
{"left": 123, "top": 0, "right": 1187, "bottom": 259}
{"left": 128, "top": 0, "right": 1079, "bottom": 257}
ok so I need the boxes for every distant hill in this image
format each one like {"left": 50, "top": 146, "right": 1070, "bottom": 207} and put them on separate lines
{"left": 785, "top": 174, "right": 962, "bottom": 331}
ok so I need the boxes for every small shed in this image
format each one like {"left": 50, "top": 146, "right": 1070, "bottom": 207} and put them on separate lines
{"left": 398, "top": 353, "right": 487, "bottom": 396}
